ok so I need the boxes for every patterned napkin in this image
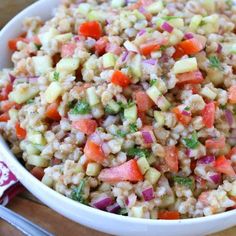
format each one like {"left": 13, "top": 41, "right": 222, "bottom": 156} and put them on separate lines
{"left": 0, "top": 161, "right": 24, "bottom": 205}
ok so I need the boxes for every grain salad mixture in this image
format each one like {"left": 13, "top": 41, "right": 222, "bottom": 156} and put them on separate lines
{"left": 1, "top": 0, "right": 236, "bottom": 220}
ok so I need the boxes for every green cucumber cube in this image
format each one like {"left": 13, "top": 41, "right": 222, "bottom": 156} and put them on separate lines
{"left": 86, "top": 86, "right": 99, "bottom": 106}
{"left": 77, "top": 3, "right": 91, "bottom": 15}
{"left": 189, "top": 15, "right": 203, "bottom": 32}
{"left": 157, "top": 96, "right": 171, "bottom": 111}
{"left": 111, "top": 0, "right": 125, "bottom": 8}
{"left": 86, "top": 163, "right": 102, "bottom": 176}
{"left": 27, "top": 131, "right": 47, "bottom": 146}
{"left": 200, "top": 87, "right": 217, "bottom": 100}
{"left": 102, "top": 52, "right": 116, "bottom": 68}
{"left": 105, "top": 100, "right": 120, "bottom": 114}
{"left": 130, "top": 54, "right": 142, "bottom": 78}
{"left": 147, "top": 1, "right": 164, "bottom": 14}
{"left": 27, "top": 155, "right": 49, "bottom": 167}
{"left": 145, "top": 167, "right": 161, "bottom": 185}
{"left": 146, "top": 86, "right": 161, "bottom": 105}
{"left": 173, "top": 57, "right": 198, "bottom": 74}
{"left": 124, "top": 105, "right": 137, "bottom": 123}
{"left": 154, "top": 111, "right": 165, "bottom": 127}
{"left": 41, "top": 175, "right": 53, "bottom": 187}
{"left": 32, "top": 56, "right": 53, "bottom": 76}
{"left": 137, "top": 156, "right": 150, "bottom": 175}
{"left": 45, "top": 81, "right": 62, "bottom": 103}
{"left": 56, "top": 58, "right": 80, "bottom": 73}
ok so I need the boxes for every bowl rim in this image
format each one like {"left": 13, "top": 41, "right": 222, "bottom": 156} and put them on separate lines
{"left": 0, "top": 0, "right": 235, "bottom": 227}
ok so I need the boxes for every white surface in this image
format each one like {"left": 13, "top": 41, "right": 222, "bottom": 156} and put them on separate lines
{"left": 0, "top": 1, "right": 236, "bottom": 235}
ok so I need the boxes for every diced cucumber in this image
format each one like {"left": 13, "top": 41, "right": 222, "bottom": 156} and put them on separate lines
{"left": 147, "top": 155, "right": 156, "bottom": 165}
{"left": 147, "top": 1, "right": 164, "bottom": 14}
{"left": 87, "top": 10, "right": 105, "bottom": 22}
{"left": 86, "top": 163, "right": 102, "bottom": 176}
{"left": 32, "top": 56, "right": 53, "bottom": 76}
{"left": 132, "top": 10, "right": 146, "bottom": 20}
{"left": 8, "top": 109, "right": 18, "bottom": 122}
{"left": 55, "top": 33, "right": 73, "bottom": 43}
{"left": 9, "top": 84, "right": 39, "bottom": 104}
{"left": 157, "top": 96, "right": 171, "bottom": 111}
{"left": 25, "top": 143, "right": 41, "bottom": 155}
{"left": 74, "top": 164, "right": 84, "bottom": 173}
{"left": 56, "top": 58, "right": 80, "bottom": 73}
{"left": 102, "top": 52, "right": 116, "bottom": 68}
{"left": 156, "top": 17, "right": 165, "bottom": 28}
{"left": 200, "top": 87, "right": 217, "bottom": 100}
{"left": 189, "top": 15, "right": 203, "bottom": 32}
{"left": 201, "top": 0, "right": 215, "bottom": 14}
{"left": 27, "top": 155, "right": 49, "bottom": 167}
{"left": 111, "top": 0, "right": 125, "bottom": 8}
{"left": 137, "top": 156, "right": 150, "bottom": 175}
{"left": 131, "top": 206, "right": 144, "bottom": 218}
{"left": 105, "top": 100, "right": 120, "bottom": 114}
{"left": 38, "top": 28, "right": 59, "bottom": 48}
{"left": 206, "top": 69, "right": 224, "bottom": 86}
{"left": 169, "top": 18, "right": 184, "bottom": 29}
{"left": 201, "top": 14, "right": 219, "bottom": 34}
{"left": 45, "top": 81, "right": 62, "bottom": 103}
{"left": 173, "top": 57, "right": 198, "bottom": 74}
{"left": 169, "top": 28, "right": 184, "bottom": 45}
{"left": 86, "top": 86, "right": 99, "bottom": 106}
{"left": 229, "top": 182, "right": 236, "bottom": 197}
{"left": 27, "top": 131, "right": 47, "bottom": 146}
{"left": 161, "top": 194, "right": 175, "bottom": 207}
{"left": 130, "top": 54, "right": 142, "bottom": 78}
{"left": 154, "top": 111, "right": 165, "bottom": 127}
{"left": 124, "top": 105, "right": 137, "bottom": 123}
{"left": 145, "top": 167, "right": 161, "bottom": 185}
{"left": 152, "top": 76, "right": 167, "bottom": 94}
{"left": 77, "top": 3, "right": 91, "bottom": 15}
{"left": 146, "top": 86, "right": 161, "bottom": 105}
{"left": 41, "top": 175, "right": 53, "bottom": 187}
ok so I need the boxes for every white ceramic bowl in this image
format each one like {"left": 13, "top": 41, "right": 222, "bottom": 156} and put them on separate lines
{"left": 0, "top": 1, "right": 235, "bottom": 235}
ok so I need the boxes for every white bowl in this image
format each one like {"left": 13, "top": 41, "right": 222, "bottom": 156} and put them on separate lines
{"left": 0, "top": 1, "right": 235, "bottom": 235}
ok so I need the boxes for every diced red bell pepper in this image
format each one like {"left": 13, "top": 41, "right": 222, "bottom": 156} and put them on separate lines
{"left": 140, "top": 42, "right": 161, "bottom": 56}
{"left": 15, "top": 122, "right": 27, "bottom": 139}
{"left": 205, "top": 136, "right": 225, "bottom": 149}
{"left": 0, "top": 112, "right": 10, "bottom": 122}
{"left": 111, "top": 70, "right": 131, "bottom": 87}
{"left": 72, "top": 119, "right": 97, "bottom": 135}
{"left": 202, "top": 102, "right": 215, "bottom": 128}
{"left": 0, "top": 83, "right": 13, "bottom": 101}
{"left": 61, "top": 43, "right": 76, "bottom": 57}
{"left": 84, "top": 139, "right": 106, "bottom": 163}
{"left": 226, "top": 147, "right": 236, "bottom": 160}
{"left": 158, "top": 211, "right": 180, "bottom": 220}
{"left": 135, "top": 91, "right": 154, "bottom": 112}
{"left": 172, "top": 107, "right": 192, "bottom": 126}
{"left": 8, "top": 37, "right": 28, "bottom": 51}
{"left": 95, "top": 37, "right": 108, "bottom": 56}
{"left": 215, "top": 155, "right": 236, "bottom": 177}
{"left": 173, "top": 45, "right": 185, "bottom": 59}
{"left": 177, "top": 38, "right": 204, "bottom": 55}
{"left": 0, "top": 101, "right": 18, "bottom": 112}
{"left": 176, "top": 70, "right": 204, "bottom": 85}
{"left": 31, "top": 167, "right": 44, "bottom": 180}
{"left": 46, "top": 102, "right": 61, "bottom": 121}
{"left": 164, "top": 146, "right": 179, "bottom": 172}
{"left": 228, "top": 85, "right": 236, "bottom": 104}
{"left": 98, "top": 159, "right": 143, "bottom": 183}
{"left": 78, "top": 21, "right": 102, "bottom": 40}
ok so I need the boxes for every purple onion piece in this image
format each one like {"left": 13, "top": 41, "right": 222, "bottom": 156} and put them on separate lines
{"left": 121, "top": 51, "right": 129, "bottom": 62}
{"left": 28, "top": 76, "right": 39, "bottom": 83}
{"left": 181, "top": 110, "right": 191, "bottom": 116}
{"left": 143, "top": 59, "right": 157, "bottom": 65}
{"left": 142, "top": 131, "right": 153, "bottom": 144}
{"left": 216, "top": 43, "right": 222, "bottom": 53}
{"left": 225, "top": 109, "right": 234, "bottom": 126}
{"left": 9, "top": 74, "right": 16, "bottom": 83}
{"left": 137, "top": 29, "right": 146, "bottom": 36}
{"left": 209, "top": 173, "right": 221, "bottom": 184}
{"left": 106, "top": 202, "right": 121, "bottom": 213}
{"left": 92, "top": 196, "right": 113, "bottom": 210}
{"left": 198, "top": 155, "right": 215, "bottom": 165}
{"left": 184, "top": 33, "right": 194, "bottom": 40}
{"left": 138, "top": 6, "right": 146, "bottom": 14}
{"left": 161, "top": 21, "right": 174, "bottom": 33}
{"left": 142, "top": 187, "right": 155, "bottom": 201}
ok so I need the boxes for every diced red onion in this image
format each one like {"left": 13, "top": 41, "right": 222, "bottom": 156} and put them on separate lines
{"left": 106, "top": 202, "right": 121, "bottom": 213}
{"left": 142, "top": 187, "right": 154, "bottom": 201}
{"left": 225, "top": 109, "right": 233, "bottom": 126}
{"left": 161, "top": 22, "right": 174, "bottom": 33}
{"left": 198, "top": 155, "right": 215, "bottom": 165}
{"left": 137, "top": 29, "right": 146, "bottom": 36}
{"left": 101, "top": 142, "right": 111, "bottom": 156}
{"left": 216, "top": 43, "right": 222, "bottom": 53}
{"left": 184, "top": 33, "right": 194, "bottom": 40}
{"left": 142, "top": 131, "right": 153, "bottom": 144}
{"left": 181, "top": 110, "right": 191, "bottom": 116}
{"left": 74, "top": 36, "right": 80, "bottom": 41}
{"left": 28, "top": 77, "right": 39, "bottom": 83}
{"left": 209, "top": 173, "right": 221, "bottom": 184}
{"left": 121, "top": 51, "right": 129, "bottom": 62}
{"left": 92, "top": 196, "right": 113, "bottom": 210}
{"left": 9, "top": 74, "right": 16, "bottom": 83}
{"left": 138, "top": 6, "right": 146, "bottom": 14}
{"left": 143, "top": 59, "right": 157, "bottom": 65}
{"left": 127, "top": 194, "right": 137, "bottom": 207}
{"left": 185, "top": 149, "right": 191, "bottom": 157}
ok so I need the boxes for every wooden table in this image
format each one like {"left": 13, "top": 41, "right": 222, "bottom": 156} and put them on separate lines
{"left": 0, "top": 1, "right": 235, "bottom": 236}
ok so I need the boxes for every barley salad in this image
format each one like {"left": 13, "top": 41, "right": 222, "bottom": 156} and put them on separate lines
{"left": 1, "top": 0, "right": 236, "bottom": 220}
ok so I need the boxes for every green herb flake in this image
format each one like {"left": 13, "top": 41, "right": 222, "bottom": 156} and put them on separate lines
{"left": 173, "top": 176, "right": 194, "bottom": 188}
{"left": 208, "top": 56, "right": 224, "bottom": 71}
{"left": 26, "top": 99, "right": 34, "bottom": 104}
{"left": 71, "top": 180, "right": 86, "bottom": 204}
{"left": 105, "top": 105, "right": 117, "bottom": 115}
{"left": 116, "top": 130, "right": 128, "bottom": 138}
{"left": 184, "top": 106, "right": 190, "bottom": 111}
{"left": 118, "top": 208, "right": 128, "bottom": 216}
{"left": 35, "top": 44, "right": 42, "bottom": 50}
{"left": 118, "top": 100, "right": 135, "bottom": 109}
{"left": 129, "top": 123, "right": 138, "bottom": 133}
{"left": 150, "top": 79, "right": 157, "bottom": 86}
{"left": 71, "top": 101, "right": 91, "bottom": 115}
{"left": 67, "top": 99, "right": 77, "bottom": 109}
{"left": 219, "top": 104, "right": 227, "bottom": 110}
{"left": 233, "top": 106, "right": 236, "bottom": 115}
{"left": 160, "top": 45, "right": 168, "bottom": 51}
{"left": 183, "top": 132, "right": 199, "bottom": 149}
{"left": 53, "top": 71, "right": 60, "bottom": 81}
{"left": 127, "top": 147, "right": 150, "bottom": 158}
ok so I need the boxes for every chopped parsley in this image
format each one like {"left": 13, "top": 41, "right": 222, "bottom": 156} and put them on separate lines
{"left": 127, "top": 147, "right": 150, "bottom": 158}
{"left": 184, "top": 106, "right": 190, "bottom": 111}
{"left": 160, "top": 45, "right": 168, "bottom": 51}
{"left": 105, "top": 105, "right": 119, "bottom": 115}
{"left": 129, "top": 123, "right": 138, "bottom": 133}
{"left": 183, "top": 132, "right": 199, "bottom": 149}
{"left": 35, "top": 44, "right": 42, "bottom": 50}
{"left": 71, "top": 180, "right": 87, "bottom": 204}
{"left": 116, "top": 130, "right": 128, "bottom": 138}
{"left": 162, "top": 16, "right": 179, "bottom": 21}
{"left": 67, "top": 99, "right": 77, "bottom": 109}
{"left": 233, "top": 106, "right": 236, "bottom": 115}
{"left": 173, "top": 176, "right": 194, "bottom": 188}
{"left": 208, "top": 56, "right": 224, "bottom": 71}
{"left": 150, "top": 79, "right": 157, "bottom": 86}
{"left": 118, "top": 208, "right": 128, "bottom": 216}
{"left": 71, "top": 101, "right": 91, "bottom": 114}
{"left": 118, "top": 100, "right": 135, "bottom": 109}
{"left": 219, "top": 104, "right": 227, "bottom": 110}
{"left": 53, "top": 71, "right": 60, "bottom": 81}
{"left": 26, "top": 99, "right": 34, "bottom": 104}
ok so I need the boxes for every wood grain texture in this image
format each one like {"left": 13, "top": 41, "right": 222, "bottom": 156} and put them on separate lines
{"left": 0, "top": 1, "right": 235, "bottom": 236}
